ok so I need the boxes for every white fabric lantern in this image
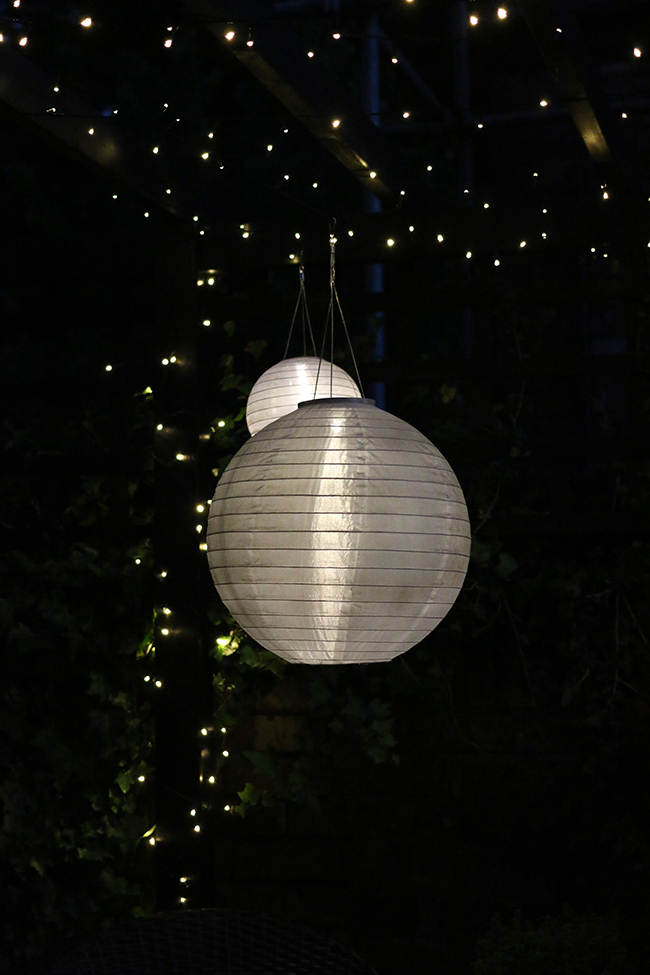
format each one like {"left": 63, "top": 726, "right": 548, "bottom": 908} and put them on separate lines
{"left": 207, "top": 398, "right": 470, "bottom": 664}
{"left": 246, "top": 356, "right": 361, "bottom": 435}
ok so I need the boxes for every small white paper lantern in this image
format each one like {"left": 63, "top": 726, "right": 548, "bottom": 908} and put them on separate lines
{"left": 208, "top": 398, "right": 471, "bottom": 664}
{"left": 246, "top": 356, "right": 361, "bottom": 435}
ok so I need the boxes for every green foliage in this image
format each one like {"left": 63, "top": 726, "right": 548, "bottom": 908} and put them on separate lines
{"left": 0, "top": 396, "right": 155, "bottom": 973}
{"left": 474, "top": 909, "right": 626, "bottom": 975}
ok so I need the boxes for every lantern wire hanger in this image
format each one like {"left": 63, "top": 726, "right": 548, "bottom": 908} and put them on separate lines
{"left": 282, "top": 256, "right": 318, "bottom": 359}
{"left": 315, "top": 219, "right": 365, "bottom": 399}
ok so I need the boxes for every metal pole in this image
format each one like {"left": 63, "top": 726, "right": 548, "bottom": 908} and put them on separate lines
{"left": 362, "top": 14, "right": 386, "bottom": 409}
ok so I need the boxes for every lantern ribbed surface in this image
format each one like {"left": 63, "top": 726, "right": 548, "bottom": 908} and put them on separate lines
{"left": 207, "top": 398, "right": 471, "bottom": 664}
{"left": 246, "top": 356, "right": 361, "bottom": 435}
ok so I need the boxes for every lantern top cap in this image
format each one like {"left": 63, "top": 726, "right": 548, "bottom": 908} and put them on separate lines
{"left": 298, "top": 397, "right": 375, "bottom": 409}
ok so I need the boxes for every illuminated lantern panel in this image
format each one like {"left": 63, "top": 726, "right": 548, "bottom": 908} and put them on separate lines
{"left": 245, "top": 356, "right": 361, "bottom": 435}
{"left": 207, "top": 398, "right": 471, "bottom": 664}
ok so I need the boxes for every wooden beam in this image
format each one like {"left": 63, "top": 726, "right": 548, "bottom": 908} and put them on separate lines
{"left": 0, "top": 45, "right": 219, "bottom": 224}
{"left": 181, "top": 0, "right": 417, "bottom": 208}
{"left": 517, "top": 0, "right": 648, "bottom": 196}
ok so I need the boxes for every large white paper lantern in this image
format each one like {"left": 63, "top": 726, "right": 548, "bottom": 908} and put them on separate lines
{"left": 207, "top": 398, "right": 471, "bottom": 664}
{"left": 246, "top": 356, "right": 361, "bottom": 435}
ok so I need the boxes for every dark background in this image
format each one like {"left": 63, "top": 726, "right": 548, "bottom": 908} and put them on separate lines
{"left": 1, "top": 1, "right": 649, "bottom": 973}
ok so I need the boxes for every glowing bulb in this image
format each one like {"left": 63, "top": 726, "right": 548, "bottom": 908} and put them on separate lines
{"left": 196, "top": 504, "right": 205, "bottom": 513}
{"left": 190, "top": 809, "right": 196, "bottom": 816}
{"left": 497, "top": 7, "right": 507, "bottom": 18}
{"left": 540, "top": 99, "right": 548, "bottom": 107}
{"left": 161, "top": 628, "right": 169, "bottom": 636}
{"left": 494, "top": 259, "right": 500, "bottom": 266}
{"left": 295, "top": 232, "right": 301, "bottom": 239}
{"left": 224, "top": 805, "right": 231, "bottom": 812}
{"left": 520, "top": 241, "right": 527, "bottom": 248}
{"left": 246, "top": 39, "right": 254, "bottom": 47}
{"left": 225, "top": 30, "right": 235, "bottom": 40}
{"left": 193, "top": 216, "right": 199, "bottom": 222}
{"left": 166, "top": 188, "right": 171, "bottom": 194}
{"left": 312, "top": 182, "right": 318, "bottom": 188}
{"left": 203, "top": 319, "right": 211, "bottom": 326}
{"left": 164, "top": 39, "right": 172, "bottom": 48}
{"left": 162, "top": 607, "right": 171, "bottom": 615}
{"left": 80, "top": 17, "right": 92, "bottom": 27}
{"left": 162, "top": 358, "right": 169, "bottom": 365}
{"left": 199, "top": 542, "right": 207, "bottom": 552}
{"left": 387, "top": 238, "right": 395, "bottom": 247}
{"left": 466, "top": 251, "right": 472, "bottom": 259}
{"left": 242, "top": 231, "right": 250, "bottom": 238}
{"left": 105, "top": 364, "right": 112, "bottom": 372}
{"left": 217, "top": 420, "right": 226, "bottom": 428}
{"left": 332, "top": 119, "right": 340, "bottom": 128}
{"left": 201, "top": 152, "right": 209, "bottom": 159}
{"left": 88, "top": 128, "right": 94, "bottom": 135}
{"left": 348, "top": 230, "right": 354, "bottom": 236}
{"left": 160, "top": 571, "right": 167, "bottom": 578}
{"left": 409, "top": 225, "right": 414, "bottom": 232}
{"left": 195, "top": 525, "right": 202, "bottom": 533}
{"left": 307, "top": 51, "right": 314, "bottom": 57}
{"left": 149, "top": 837, "right": 156, "bottom": 846}
{"left": 194, "top": 825, "right": 201, "bottom": 833}
{"left": 603, "top": 191, "right": 609, "bottom": 199}
{"left": 216, "top": 636, "right": 230, "bottom": 647}
{"left": 138, "top": 775, "right": 145, "bottom": 782}
{"left": 333, "top": 32, "right": 341, "bottom": 39}
{"left": 155, "top": 680, "right": 162, "bottom": 687}
{"left": 221, "top": 727, "right": 227, "bottom": 734}
{"left": 135, "top": 558, "right": 142, "bottom": 565}
{"left": 208, "top": 132, "right": 214, "bottom": 138}
{"left": 284, "top": 174, "right": 290, "bottom": 180}
{"left": 369, "top": 171, "right": 377, "bottom": 179}
{"left": 19, "top": 37, "right": 28, "bottom": 46}
{"left": 391, "top": 57, "right": 398, "bottom": 64}
{"left": 156, "top": 423, "right": 163, "bottom": 431}
{"left": 201, "top": 727, "right": 208, "bottom": 735}
{"left": 208, "top": 277, "right": 214, "bottom": 285}
{"left": 633, "top": 47, "right": 641, "bottom": 58}
{"left": 179, "top": 897, "right": 187, "bottom": 904}
{"left": 144, "top": 212, "right": 149, "bottom": 218}
{"left": 153, "top": 147, "right": 159, "bottom": 154}
{"left": 477, "top": 122, "right": 484, "bottom": 128}
{"left": 437, "top": 234, "right": 444, "bottom": 242}
{"left": 483, "top": 202, "right": 490, "bottom": 208}
{"left": 209, "top": 776, "right": 216, "bottom": 784}
{"left": 267, "top": 144, "right": 273, "bottom": 151}
{"left": 469, "top": 14, "right": 479, "bottom": 25}
{"left": 402, "top": 111, "right": 410, "bottom": 118}
{"left": 427, "top": 165, "right": 433, "bottom": 171}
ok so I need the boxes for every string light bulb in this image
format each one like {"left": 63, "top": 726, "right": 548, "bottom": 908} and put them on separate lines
{"left": 469, "top": 14, "right": 479, "bottom": 25}
{"left": 497, "top": 7, "right": 508, "bottom": 18}
{"left": 80, "top": 17, "right": 92, "bottom": 27}
{"left": 225, "top": 30, "right": 235, "bottom": 40}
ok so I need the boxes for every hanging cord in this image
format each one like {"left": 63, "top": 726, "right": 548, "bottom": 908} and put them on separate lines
{"left": 283, "top": 259, "right": 317, "bottom": 359}
{"left": 314, "top": 220, "right": 365, "bottom": 399}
